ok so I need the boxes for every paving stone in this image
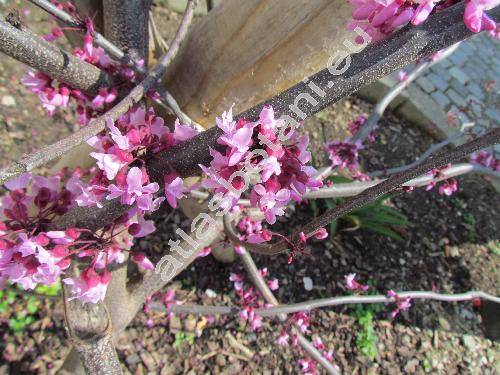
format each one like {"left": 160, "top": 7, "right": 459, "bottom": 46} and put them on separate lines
{"left": 431, "top": 91, "right": 450, "bottom": 108}
{"left": 484, "top": 108, "right": 500, "bottom": 122}
{"left": 449, "top": 52, "right": 465, "bottom": 66}
{"left": 446, "top": 89, "right": 467, "bottom": 107}
{"left": 432, "top": 65, "right": 451, "bottom": 81}
{"left": 466, "top": 82, "right": 485, "bottom": 100}
{"left": 436, "top": 59, "right": 452, "bottom": 68}
{"left": 450, "top": 80, "right": 465, "bottom": 95}
{"left": 470, "top": 102, "right": 484, "bottom": 117}
{"left": 416, "top": 76, "right": 436, "bottom": 93}
{"left": 448, "top": 66, "right": 470, "bottom": 85}
{"left": 426, "top": 72, "right": 449, "bottom": 91}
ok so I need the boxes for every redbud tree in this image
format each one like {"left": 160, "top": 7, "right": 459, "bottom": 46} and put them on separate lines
{"left": 0, "top": 0, "right": 499, "bottom": 373}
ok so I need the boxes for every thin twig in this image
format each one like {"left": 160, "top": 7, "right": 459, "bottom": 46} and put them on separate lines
{"left": 0, "top": 14, "right": 111, "bottom": 93}
{"left": 305, "top": 163, "right": 500, "bottom": 199}
{"left": 29, "top": 0, "right": 142, "bottom": 70}
{"left": 0, "top": 0, "right": 198, "bottom": 185}
{"left": 232, "top": 128, "right": 500, "bottom": 255}
{"left": 150, "top": 290, "right": 500, "bottom": 317}
{"left": 369, "top": 134, "right": 464, "bottom": 177}
{"left": 352, "top": 43, "right": 460, "bottom": 143}
{"left": 225, "top": 219, "right": 340, "bottom": 374}
{"left": 30, "top": 0, "right": 202, "bottom": 130}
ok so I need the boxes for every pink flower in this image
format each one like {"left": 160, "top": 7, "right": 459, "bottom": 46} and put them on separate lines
{"left": 312, "top": 228, "right": 328, "bottom": 240}
{"left": 92, "top": 88, "right": 117, "bottom": 109}
{"left": 411, "top": 0, "right": 436, "bottom": 25}
{"left": 128, "top": 214, "right": 156, "bottom": 238}
{"left": 63, "top": 269, "right": 110, "bottom": 304}
{"left": 387, "top": 290, "right": 412, "bottom": 318}
{"left": 277, "top": 331, "right": 290, "bottom": 346}
{"left": 38, "top": 87, "right": 70, "bottom": 115}
{"left": 344, "top": 273, "right": 369, "bottom": 292}
{"left": 4, "top": 172, "right": 31, "bottom": 191}
{"left": 312, "top": 336, "right": 325, "bottom": 350}
{"left": 90, "top": 152, "right": 128, "bottom": 180}
{"left": 132, "top": 252, "right": 154, "bottom": 270}
{"left": 106, "top": 167, "right": 159, "bottom": 210}
{"left": 20, "top": 71, "right": 50, "bottom": 93}
{"left": 464, "top": 0, "right": 499, "bottom": 33}
{"left": 325, "top": 140, "right": 363, "bottom": 172}
{"left": 164, "top": 174, "right": 185, "bottom": 208}
{"left": 397, "top": 70, "right": 408, "bottom": 82}
{"left": 438, "top": 178, "right": 458, "bottom": 196}
{"left": 197, "top": 246, "right": 212, "bottom": 257}
{"left": 267, "top": 278, "right": 279, "bottom": 291}
{"left": 250, "top": 183, "right": 290, "bottom": 224}
{"left": 43, "top": 27, "right": 63, "bottom": 41}
{"left": 234, "top": 244, "right": 246, "bottom": 255}
{"left": 173, "top": 120, "right": 198, "bottom": 142}
{"left": 106, "top": 117, "right": 131, "bottom": 151}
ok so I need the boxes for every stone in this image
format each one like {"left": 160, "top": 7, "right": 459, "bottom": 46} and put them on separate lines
{"left": 426, "top": 72, "right": 449, "bottom": 91}
{"left": 303, "top": 276, "right": 313, "bottom": 291}
{"left": 466, "top": 82, "right": 485, "bottom": 100}
{"left": 438, "top": 317, "right": 451, "bottom": 331}
{"left": 431, "top": 91, "right": 450, "bottom": 108}
{"left": 216, "top": 354, "right": 226, "bottom": 366}
{"left": 169, "top": 315, "right": 182, "bottom": 333}
{"left": 446, "top": 89, "right": 466, "bottom": 107}
{"left": 140, "top": 351, "right": 157, "bottom": 371}
{"left": 485, "top": 108, "right": 500, "bottom": 122}
{"left": 404, "top": 359, "right": 419, "bottom": 374}
{"left": 449, "top": 67, "right": 470, "bottom": 85}
{"left": 126, "top": 353, "right": 141, "bottom": 365}
{"left": 462, "top": 334, "right": 478, "bottom": 351}
{"left": 1, "top": 95, "right": 16, "bottom": 107}
{"left": 184, "top": 315, "right": 197, "bottom": 332}
{"left": 416, "top": 76, "right": 436, "bottom": 93}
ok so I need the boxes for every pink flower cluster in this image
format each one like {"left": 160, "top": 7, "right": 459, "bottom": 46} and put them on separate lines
{"left": 201, "top": 106, "right": 322, "bottom": 225}
{"left": 344, "top": 273, "right": 370, "bottom": 293}
{"left": 325, "top": 139, "right": 364, "bottom": 172}
{"left": 79, "top": 106, "right": 198, "bottom": 222}
{"left": 0, "top": 173, "right": 85, "bottom": 299}
{"left": 0, "top": 103, "right": 200, "bottom": 304}
{"left": 425, "top": 165, "right": 459, "bottom": 196}
{"left": 276, "top": 311, "right": 336, "bottom": 373}
{"left": 471, "top": 150, "right": 500, "bottom": 171}
{"left": 20, "top": 17, "right": 145, "bottom": 123}
{"left": 348, "top": 0, "right": 498, "bottom": 43}
{"left": 387, "top": 290, "right": 412, "bottom": 318}
{"left": 347, "top": 114, "right": 377, "bottom": 143}
{"left": 230, "top": 269, "right": 278, "bottom": 331}
{"left": 325, "top": 114, "right": 378, "bottom": 181}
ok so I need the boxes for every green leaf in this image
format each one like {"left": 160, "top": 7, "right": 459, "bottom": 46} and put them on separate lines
{"left": 27, "top": 297, "right": 38, "bottom": 314}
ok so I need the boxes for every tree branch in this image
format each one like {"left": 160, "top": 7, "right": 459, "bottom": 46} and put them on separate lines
{"left": 29, "top": 0, "right": 135, "bottom": 67}
{"left": 224, "top": 128, "right": 500, "bottom": 255}
{"left": 368, "top": 134, "right": 465, "bottom": 177}
{"left": 0, "top": 14, "right": 111, "bottom": 94}
{"left": 102, "top": 0, "right": 151, "bottom": 63}
{"left": 9, "top": 3, "right": 497, "bottom": 235}
{"left": 148, "top": 2, "right": 500, "bottom": 178}
{"left": 62, "top": 267, "right": 122, "bottom": 375}
{"left": 0, "top": 0, "right": 198, "bottom": 186}
{"left": 305, "top": 163, "right": 500, "bottom": 199}
{"left": 150, "top": 290, "right": 500, "bottom": 317}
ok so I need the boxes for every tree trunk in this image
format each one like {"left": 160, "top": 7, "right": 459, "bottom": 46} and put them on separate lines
{"left": 162, "top": 0, "right": 352, "bottom": 127}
